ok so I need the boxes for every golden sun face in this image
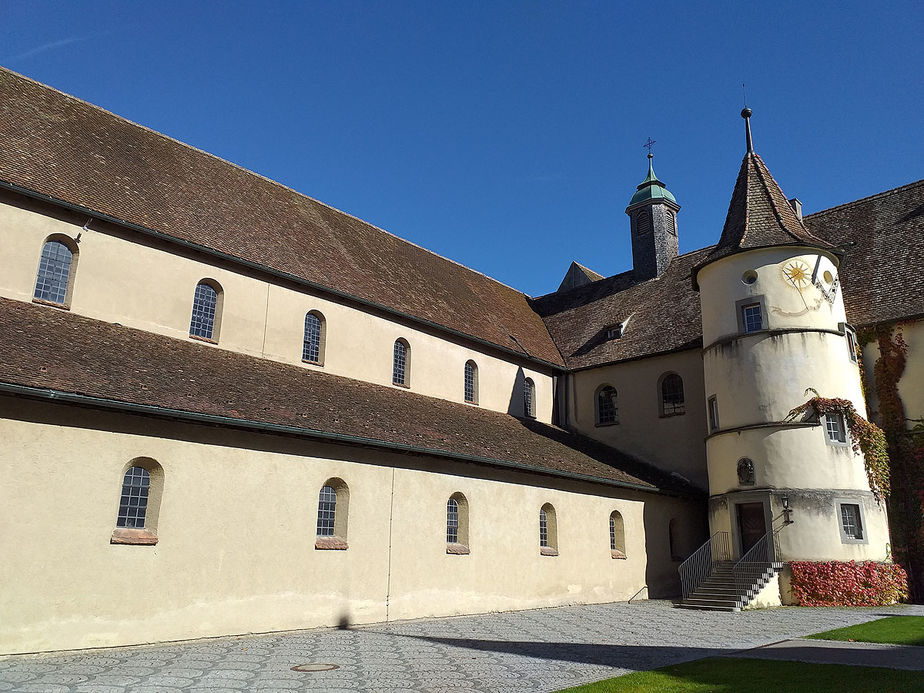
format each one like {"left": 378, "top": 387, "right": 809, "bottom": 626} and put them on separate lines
{"left": 782, "top": 260, "right": 811, "bottom": 290}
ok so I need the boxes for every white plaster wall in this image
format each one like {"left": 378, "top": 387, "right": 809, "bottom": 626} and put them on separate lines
{"left": 0, "top": 195, "right": 554, "bottom": 422}
{"left": 569, "top": 350, "right": 708, "bottom": 490}
{"left": 0, "top": 398, "right": 701, "bottom": 655}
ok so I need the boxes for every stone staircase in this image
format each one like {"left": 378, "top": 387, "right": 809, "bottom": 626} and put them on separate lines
{"left": 679, "top": 559, "right": 783, "bottom": 612}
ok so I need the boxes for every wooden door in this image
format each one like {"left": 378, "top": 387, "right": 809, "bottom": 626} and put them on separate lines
{"left": 736, "top": 502, "right": 766, "bottom": 555}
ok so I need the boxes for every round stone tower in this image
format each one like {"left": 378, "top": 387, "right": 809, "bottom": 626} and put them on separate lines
{"left": 692, "top": 110, "right": 890, "bottom": 600}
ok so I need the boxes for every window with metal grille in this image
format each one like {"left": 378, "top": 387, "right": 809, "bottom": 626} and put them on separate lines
{"left": 464, "top": 361, "right": 478, "bottom": 404}
{"left": 34, "top": 239, "right": 74, "bottom": 305}
{"left": 609, "top": 514, "right": 616, "bottom": 550}
{"left": 446, "top": 497, "right": 459, "bottom": 543}
{"left": 840, "top": 503, "right": 863, "bottom": 540}
{"left": 708, "top": 396, "right": 719, "bottom": 433}
{"left": 741, "top": 303, "right": 763, "bottom": 333}
{"left": 303, "top": 312, "right": 323, "bottom": 363}
{"left": 524, "top": 378, "right": 536, "bottom": 418}
{"left": 825, "top": 413, "right": 847, "bottom": 444}
{"left": 609, "top": 510, "right": 626, "bottom": 557}
{"left": 660, "top": 373, "right": 685, "bottom": 416}
{"left": 539, "top": 508, "right": 549, "bottom": 547}
{"left": 189, "top": 281, "right": 219, "bottom": 339}
{"left": 316, "top": 485, "right": 337, "bottom": 536}
{"left": 116, "top": 466, "right": 150, "bottom": 528}
{"left": 596, "top": 386, "right": 618, "bottom": 424}
{"left": 393, "top": 339, "right": 409, "bottom": 386}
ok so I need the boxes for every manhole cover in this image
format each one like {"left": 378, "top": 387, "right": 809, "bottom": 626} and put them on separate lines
{"left": 291, "top": 663, "right": 340, "bottom": 672}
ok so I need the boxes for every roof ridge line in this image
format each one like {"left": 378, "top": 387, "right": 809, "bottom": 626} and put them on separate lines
{"left": 805, "top": 178, "right": 924, "bottom": 218}
{"left": 0, "top": 67, "right": 532, "bottom": 300}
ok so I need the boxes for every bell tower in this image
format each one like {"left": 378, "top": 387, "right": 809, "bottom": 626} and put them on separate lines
{"left": 625, "top": 144, "right": 680, "bottom": 280}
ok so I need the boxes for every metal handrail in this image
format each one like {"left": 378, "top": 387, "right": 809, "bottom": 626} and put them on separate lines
{"left": 732, "top": 530, "right": 778, "bottom": 586}
{"left": 679, "top": 531, "right": 731, "bottom": 600}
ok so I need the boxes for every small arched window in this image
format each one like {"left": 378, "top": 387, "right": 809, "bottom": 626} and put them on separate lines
{"left": 393, "top": 339, "right": 410, "bottom": 386}
{"left": 316, "top": 478, "right": 349, "bottom": 550}
{"left": 610, "top": 510, "right": 626, "bottom": 559}
{"left": 189, "top": 279, "right": 223, "bottom": 341}
{"left": 596, "top": 385, "right": 619, "bottom": 425}
{"left": 111, "top": 457, "right": 163, "bottom": 546}
{"left": 523, "top": 377, "right": 536, "bottom": 418}
{"left": 33, "top": 236, "right": 78, "bottom": 307}
{"left": 446, "top": 492, "right": 470, "bottom": 554}
{"left": 539, "top": 503, "right": 558, "bottom": 556}
{"left": 303, "top": 311, "right": 325, "bottom": 365}
{"left": 660, "top": 373, "right": 685, "bottom": 416}
{"left": 464, "top": 360, "right": 478, "bottom": 404}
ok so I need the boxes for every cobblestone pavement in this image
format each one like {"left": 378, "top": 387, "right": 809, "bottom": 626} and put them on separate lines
{"left": 2, "top": 601, "right": 922, "bottom": 693}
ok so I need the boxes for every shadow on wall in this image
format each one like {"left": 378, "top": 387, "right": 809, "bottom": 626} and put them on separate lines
{"left": 644, "top": 501, "right": 708, "bottom": 599}
{"left": 507, "top": 367, "right": 526, "bottom": 417}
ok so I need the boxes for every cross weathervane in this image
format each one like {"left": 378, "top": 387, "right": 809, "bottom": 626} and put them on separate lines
{"left": 643, "top": 137, "right": 656, "bottom": 156}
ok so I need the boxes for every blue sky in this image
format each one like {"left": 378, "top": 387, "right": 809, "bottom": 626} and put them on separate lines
{"left": 2, "top": 1, "right": 921, "bottom": 297}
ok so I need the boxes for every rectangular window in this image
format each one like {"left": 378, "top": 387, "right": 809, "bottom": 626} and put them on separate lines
{"left": 846, "top": 329, "right": 858, "bottom": 364}
{"left": 741, "top": 303, "right": 763, "bottom": 333}
{"left": 825, "top": 413, "right": 847, "bottom": 444}
{"left": 840, "top": 503, "right": 864, "bottom": 541}
{"left": 708, "top": 396, "right": 719, "bottom": 433}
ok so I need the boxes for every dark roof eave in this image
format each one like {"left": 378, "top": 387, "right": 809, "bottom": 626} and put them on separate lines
{"left": 0, "top": 381, "right": 701, "bottom": 498}
{"left": 0, "top": 178, "right": 565, "bottom": 371}
{"left": 569, "top": 343, "right": 704, "bottom": 373}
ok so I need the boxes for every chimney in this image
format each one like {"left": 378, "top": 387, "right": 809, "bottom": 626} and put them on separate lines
{"left": 789, "top": 197, "right": 803, "bottom": 221}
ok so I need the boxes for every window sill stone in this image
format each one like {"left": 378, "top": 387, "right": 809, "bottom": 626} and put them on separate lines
{"left": 392, "top": 382, "right": 410, "bottom": 389}
{"left": 659, "top": 412, "right": 686, "bottom": 418}
{"left": 540, "top": 546, "right": 559, "bottom": 557}
{"left": 302, "top": 359, "right": 323, "bottom": 367}
{"left": 611, "top": 549, "right": 627, "bottom": 560}
{"left": 110, "top": 528, "right": 158, "bottom": 545}
{"left": 189, "top": 334, "right": 218, "bottom": 344}
{"left": 595, "top": 421, "right": 619, "bottom": 427}
{"left": 446, "top": 542, "right": 470, "bottom": 555}
{"left": 315, "top": 536, "right": 348, "bottom": 550}
{"left": 32, "top": 297, "right": 69, "bottom": 310}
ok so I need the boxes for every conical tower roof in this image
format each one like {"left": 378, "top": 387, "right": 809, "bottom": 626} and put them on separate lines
{"left": 693, "top": 109, "right": 834, "bottom": 286}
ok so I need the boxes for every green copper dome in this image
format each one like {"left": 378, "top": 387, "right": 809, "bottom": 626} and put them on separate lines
{"left": 628, "top": 156, "right": 677, "bottom": 206}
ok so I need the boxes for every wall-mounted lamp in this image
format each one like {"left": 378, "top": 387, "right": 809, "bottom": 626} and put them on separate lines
{"left": 782, "top": 495, "right": 794, "bottom": 525}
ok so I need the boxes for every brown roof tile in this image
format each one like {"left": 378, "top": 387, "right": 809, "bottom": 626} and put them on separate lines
{"left": 532, "top": 249, "right": 709, "bottom": 369}
{"left": 806, "top": 179, "right": 924, "bottom": 327}
{"left": 0, "top": 68, "right": 562, "bottom": 366}
{"left": 0, "top": 298, "right": 697, "bottom": 495}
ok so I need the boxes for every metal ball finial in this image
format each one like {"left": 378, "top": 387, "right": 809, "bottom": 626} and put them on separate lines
{"left": 741, "top": 107, "right": 752, "bottom": 119}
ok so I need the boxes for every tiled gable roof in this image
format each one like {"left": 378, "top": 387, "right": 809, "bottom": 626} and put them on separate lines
{"left": 0, "top": 68, "right": 562, "bottom": 366}
{"left": 532, "top": 249, "right": 709, "bottom": 369}
{"left": 693, "top": 153, "right": 834, "bottom": 284}
{"left": 0, "top": 298, "right": 698, "bottom": 495}
{"left": 806, "top": 179, "right": 924, "bottom": 327}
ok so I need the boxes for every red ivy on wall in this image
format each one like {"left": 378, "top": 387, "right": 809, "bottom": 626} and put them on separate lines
{"left": 789, "top": 560, "right": 908, "bottom": 606}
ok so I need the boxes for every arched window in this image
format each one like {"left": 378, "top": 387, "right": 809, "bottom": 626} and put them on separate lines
{"left": 393, "top": 339, "right": 410, "bottom": 386}
{"left": 596, "top": 385, "right": 618, "bottom": 425}
{"left": 33, "top": 236, "right": 78, "bottom": 307}
{"left": 523, "top": 378, "right": 536, "bottom": 418}
{"left": 539, "top": 503, "right": 558, "bottom": 556}
{"left": 610, "top": 510, "right": 626, "bottom": 559}
{"left": 464, "top": 360, "right": 478, "bottom": 404}
{"left": 111, "top": 457, "right": 163, "bottom": 546}
{"left": 316, "top": 478, "right": 349, "bottom": 550}
{"left": 189, "top": 279, "right": 223, "bottom": 341}
{"left": 303, "top": 311, "right": 325, "bottom": 365}
{"left": 446, "top": 492, "right": 470, "bottom": 554}
{"left": 659, "top": 373, "right": 685, "bottom": 416}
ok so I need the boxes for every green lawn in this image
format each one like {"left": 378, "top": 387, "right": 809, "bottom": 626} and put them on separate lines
{"left": 556, "top": 657, "right": 924, "bottom": 692}
{"left": 806, "top": 616, "right": 924, "bottom": 646}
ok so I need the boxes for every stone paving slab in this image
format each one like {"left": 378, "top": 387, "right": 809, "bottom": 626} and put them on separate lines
{"left": 1, "top": 601, "right": 922, "bottom": 692}
{"left": 733, "top": 638, "right": 924, "bottom": 671}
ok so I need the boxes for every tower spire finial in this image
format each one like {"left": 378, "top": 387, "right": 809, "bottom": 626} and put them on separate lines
{"left": 741, "top": 106, "right": 754, "bottom": 154}
{"left": 643, "top": 137, "right": 656, "bottom": 159}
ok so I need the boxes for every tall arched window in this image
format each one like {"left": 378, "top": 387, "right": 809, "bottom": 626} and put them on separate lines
{"left": 189, "top": 279, "right": 223, "bottom": 341}
{"left": 303, "top": 311, "right": 325, "bottom": 365}
{"left": 33, "top": 236, "right": 78, "bottom": 307}
{"left": 523, "top": 378, "right": 536, "bottom": 418}
{"left": 316, "top": 478, "right": 349, "bottom": 550}
{"left": 609, "top": 510, "right": 626, "bottom": 559}
{"left": 111, "top": 457, "right": 163, "bottom": 546}
{"left": 596, "top": 385, "right": 618, "bottom": 425}
{"left": 393, "top": 339, "right": 410, "bottom": 387}
{"left": 539, "top": 503, "right": 558, "bottom": 556}
{"left": 464, "top": 360, "right": 478, "bottom": 404}
{"left": 446, "top": 492, "right": 470, "bottom": 554}
{"left": 660, "top": 373, "right": 685, "bottom": 416}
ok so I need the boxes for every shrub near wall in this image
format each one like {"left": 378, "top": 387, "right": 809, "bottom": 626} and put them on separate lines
{"left": 790, "top": 561, "right": 909, "bottom": 606}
